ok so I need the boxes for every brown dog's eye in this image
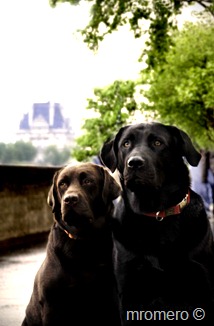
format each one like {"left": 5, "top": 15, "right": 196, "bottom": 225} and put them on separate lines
{"left": 83, "top": 178, "right": 93, "bottom": 185}
{"left": 59, "top": 182, "right": 68, "bottom": 189}
{"left": 123, "top": 140, "right": 131, "bottom": 148}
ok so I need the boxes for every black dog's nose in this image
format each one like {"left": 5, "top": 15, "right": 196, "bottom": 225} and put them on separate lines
{"left": 127, "top": 156, "right": 145, "bottom": 169}
{"left": 64, "top": 194, "right": 79, "bottom": 206}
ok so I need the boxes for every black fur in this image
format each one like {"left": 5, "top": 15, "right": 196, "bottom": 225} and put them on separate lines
{"left": 101, "top": 122, "right": 214, "bottom": 324}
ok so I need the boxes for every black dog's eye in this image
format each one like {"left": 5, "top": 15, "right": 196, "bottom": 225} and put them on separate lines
{"left": 123, "top": 140, "right": 131, "bottom": 148}
{"left": 154, "top": 140, "right": 162, "bottom": 147}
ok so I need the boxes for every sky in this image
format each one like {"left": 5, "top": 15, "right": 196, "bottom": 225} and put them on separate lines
{"left": 0, "top": 0, "right": 202, "bottom": 142}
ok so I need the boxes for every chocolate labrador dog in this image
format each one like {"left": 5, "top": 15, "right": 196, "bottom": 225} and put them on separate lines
{"left": 22, "top": 162, "right": 121, "bottom": 326}
{"left": 101, "top": 122, "right": 214, "bottom": 324}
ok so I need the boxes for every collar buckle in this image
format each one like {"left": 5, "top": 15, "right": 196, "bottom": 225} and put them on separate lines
{"left": 143, "top": 189, "right": 191, "bottom": 221}
{"left": 156, "top": 211, "right": 164, "bottom": 222}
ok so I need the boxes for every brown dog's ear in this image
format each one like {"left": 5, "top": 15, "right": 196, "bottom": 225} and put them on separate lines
{"left": 168, "top": 126, "right": 201, "bottom": 167}
{"left": 101, "top": 167, "right": 121, "bottom": 204}
{"left": 47, "top": 185, "right": 53, "bottom": 208}
{"left": 47, "top": 170, "right": 60, "bottom": 214}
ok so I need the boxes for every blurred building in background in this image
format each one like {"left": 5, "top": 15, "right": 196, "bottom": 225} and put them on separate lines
{"left": 17, "top": 102, "right": 74, "bottom": 148}
{"left": 16, "top": 102, "right": 75, "bottom": 165}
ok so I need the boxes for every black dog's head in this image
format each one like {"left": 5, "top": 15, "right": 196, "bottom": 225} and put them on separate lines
{"left": 100, "top": 122, "right": 201, "bottom": 197}
{"left": 47, "top": 162, "right": 121, "bottom": 230}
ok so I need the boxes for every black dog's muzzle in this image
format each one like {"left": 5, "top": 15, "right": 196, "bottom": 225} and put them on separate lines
{"left": 127, "top": 156, "right": 145, "bottom": 169}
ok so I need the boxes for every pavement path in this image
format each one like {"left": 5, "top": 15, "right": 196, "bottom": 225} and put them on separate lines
{"left": 0, "top": 243, "right": 46, "bottom": 326}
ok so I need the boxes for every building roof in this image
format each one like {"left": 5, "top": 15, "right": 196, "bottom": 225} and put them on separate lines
{"left": 19, "top": 102, "right": 66, "bottom": 130}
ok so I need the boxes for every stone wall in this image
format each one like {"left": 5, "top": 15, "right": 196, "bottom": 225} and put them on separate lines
{"left": 0, "top": 165, "right": 60, "bottom": 250}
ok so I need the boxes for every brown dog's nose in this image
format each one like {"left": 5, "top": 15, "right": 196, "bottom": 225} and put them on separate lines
{"left": 127, "top": 156, "right": 145, "bottom": 169}
{"left": 63, "top": 194, "right": 79, "bottom": 206}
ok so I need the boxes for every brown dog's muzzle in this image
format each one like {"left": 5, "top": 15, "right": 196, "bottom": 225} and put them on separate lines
{"left": 61, "top": 189, "right": 94, "bottom": 224}
{"left": 63, "top": 193, "right": 79, "bottom": 206}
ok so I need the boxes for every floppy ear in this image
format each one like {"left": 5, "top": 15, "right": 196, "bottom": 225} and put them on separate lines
{"left": 100, "top": 126, "right": 128, "bottom": 172}
{"left": 47, "top": 170, "right": 61, "bottom": 215}
{"left": 168, "top": 126, "right": 201, "bottom": 166}
{"left": 47, "top": 185, "right": 55, "bottom": 210}
{"left": 101, "top": 167, "right": 121, "bottom": 205}
{"left": 100, "top": 139, "right": 117, "bottom": 172}
{"left": 179, "top": 129, "right": 201, "bottom": 166}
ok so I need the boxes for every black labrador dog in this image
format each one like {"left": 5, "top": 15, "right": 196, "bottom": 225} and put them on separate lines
{"left": 101, "top": 122, "right": 214, "bottom": 324}
{"left": 22, "top": 162, "right": 121, "bottom": 326}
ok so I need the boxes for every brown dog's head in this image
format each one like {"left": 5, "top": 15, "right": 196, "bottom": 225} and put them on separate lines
{"left": 47, "top": 162, "right": 121, "bottom": 230}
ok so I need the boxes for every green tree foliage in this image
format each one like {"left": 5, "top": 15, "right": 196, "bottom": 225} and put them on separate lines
{"left": 50, "top": 0, "right": 214, "bottom": 68}
{"left": 43, "top": 145, "right": 71, "bottom": 166}
{"left": 0, "top": 141, "right": 37, "bottom": 164}
{"left": 50, "top": 0, "right": 214, "bottom": 157}
{"left": 73, "top": 22, "right": 214, "bottom": 160}
{"left": 141, "top": 22, "right": 214, "bottom": 149}
{"left": 72, "top": 80, "right": 138, "bottom": 161}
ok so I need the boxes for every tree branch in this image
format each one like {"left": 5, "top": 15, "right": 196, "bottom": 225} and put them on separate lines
{"left": 184, "top": 0, "right": 214, "bottom": 17}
